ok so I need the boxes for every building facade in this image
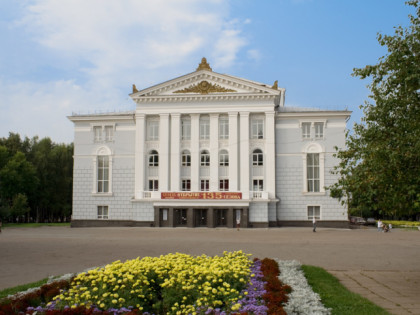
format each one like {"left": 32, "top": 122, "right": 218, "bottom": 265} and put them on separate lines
{"left": 69, "top": 58, "right": 351, "bottom": 228}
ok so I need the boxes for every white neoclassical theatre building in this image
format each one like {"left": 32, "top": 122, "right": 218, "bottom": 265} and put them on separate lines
{"left": 69, "top": 58, "right": 351, "bottom": 228}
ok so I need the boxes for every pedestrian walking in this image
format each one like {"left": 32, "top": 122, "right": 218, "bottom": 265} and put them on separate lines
{"left": 312, "top": 217, "right": 316, "bottom": 232}
{"left": 377, "top": 219, "right": 382, "bottom": 232}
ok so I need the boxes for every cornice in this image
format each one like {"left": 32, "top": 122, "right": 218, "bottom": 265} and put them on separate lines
{"left": 276, "top": 111, "right": 352, "bottom": 118}
{"left": 134, "top": 93, "right": 277, "bottom": 104}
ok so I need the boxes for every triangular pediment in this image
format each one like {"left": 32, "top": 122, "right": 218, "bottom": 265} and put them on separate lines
{"left": 130, "top": 58, "right": 283, "bottom": 102}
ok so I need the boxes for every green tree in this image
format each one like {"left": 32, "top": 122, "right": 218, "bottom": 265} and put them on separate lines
{"left": 0, "top": 152, "right": 39, "bottom": 209}
{"left": 11, "top": 193, "right": 31, "bottom": 220}
{"left": 329, "top": 0, "right": 420, "bottom": 218}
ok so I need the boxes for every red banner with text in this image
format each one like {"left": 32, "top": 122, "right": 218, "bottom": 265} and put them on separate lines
{"left": 161, "top": 192, "right": 242, "bottom": 200}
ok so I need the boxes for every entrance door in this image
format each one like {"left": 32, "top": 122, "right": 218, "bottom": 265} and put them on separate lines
{"left": 174, "top": 209, "right": 187, "bottom": 227}
{"left": 194, "top": 209, "right": 207, "bottom": 227}
{"left": 215, "top": 209, "right": 227, "bottom": 227}
{"left": 159, "top": 208, "right": 169, "bottom": 227}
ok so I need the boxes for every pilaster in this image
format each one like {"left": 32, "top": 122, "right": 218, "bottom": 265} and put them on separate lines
{"left": 265, "top": 111, "right": 276, "bottom": 199}
{"left": 190, "top": 114, "right": 200, "bottom": 191}
{"left": 209, "top": 114, "right": 219, "bottom": 191}
{"left": 159, "top": 113, "right": 170, "bottom": 192}
{"left": 135, "top": 113, "right": 145, "bottom": 198}
{"left": 239, "top": 112, "right": 250, "bottom": 199}
{"left": 228, "top": 112, "right": 238, "bottom": 191}
{"left": 170, "top": 113, "right": 181, "bottom": 191}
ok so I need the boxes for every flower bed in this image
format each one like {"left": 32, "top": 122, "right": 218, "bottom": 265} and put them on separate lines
{"left": 0, "top": 252, "right": 292, "bottom": 315}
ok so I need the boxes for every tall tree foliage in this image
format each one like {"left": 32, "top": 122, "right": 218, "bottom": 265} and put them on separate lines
{"left": 0, "top": 133, "right": 73, "bottom": 222}
{"left": 329, "top": 0, "right": 420, "bottom": 218}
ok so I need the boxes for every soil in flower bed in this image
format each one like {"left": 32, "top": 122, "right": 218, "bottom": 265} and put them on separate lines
{"left": 0, "top": 254, "right": 291, "bottom": 315}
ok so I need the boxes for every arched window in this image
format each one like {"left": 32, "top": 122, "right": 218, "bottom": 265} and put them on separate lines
{"left": 200, "top": 150, "right": 210, "bottom": 166}
{"left": 302, "top": 142, "right": 325, "bottom": 193}
{"left": 181, "top": 150, "right": 191, "bottom": 166}
{"left": 148, "top": 150, "right": 159, "bottom": 167}
{"left": 252, "top": 149, "right": 263, "bottom": 166}
{"left": 219, "top": 150, "right": 229, "bottom": 166}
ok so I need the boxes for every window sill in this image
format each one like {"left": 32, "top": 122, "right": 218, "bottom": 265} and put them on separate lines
{"left": 92, "top": 192, "right": 114, "bottom": 197}
{"left": 302, "top": 192, "right": 326, "bottom": 196}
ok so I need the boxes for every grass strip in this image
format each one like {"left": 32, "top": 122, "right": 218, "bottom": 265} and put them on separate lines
{"left": 0, "top": 278, "right": 49, "bottom": 300}
{"left": 3, "top": 223, "right": 70, "bottom": 229}
{"left": 302, "top": 265, "right": 391, "bottom": 315}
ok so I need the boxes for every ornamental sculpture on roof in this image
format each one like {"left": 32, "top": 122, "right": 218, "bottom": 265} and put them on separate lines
{"left": 173, "top": 80, "right": 236, "bottom": 95}
{"left": 196, "top": 57, "right": 212, "bottom": 71}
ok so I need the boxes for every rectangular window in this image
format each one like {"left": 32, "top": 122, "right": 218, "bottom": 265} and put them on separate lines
{"left": 219, "top": 179, "right": 229, "bottom": 191}
{"left": 181, "top": 117, "right": 191, "bottom": 140}
{"left": 302, "top": 122, "right": 311, "bottom": 139}
{"left": 251, "top": 119, "right": 264, "bottom": 139}
{"left": 93, "top": 126, "right": 102, "bottom": 142}
{"left": 97, "top": 156, "right": 109, "bottom": 193}
{"left": 200, "top": 179, "right": 209, "bottom": 191}
{"left": 200, "top": 116, "right": 210, "bottom": 140}
{"left": 253, "top": 179, "right": 264, "bottom": 191}
{"left": 181, "top": 179, "right": 191, "bottom": 191}
{"left": 315, "top": 122, "right": 324, "bottom": 139}
{"left": 307, "top": 206, "right": 320, "bottom": 220}
{"left": 147, "top": 120, "right": 159, "bottom": 141}
{"left": 162, "top": 209, "right": 168, "bottom": 221}
{"left": 104, "top": 126, "right": 114, "bottom": 142}
{"left": 148, "top": 179, "right": 159, "bottom": 191}
{"left": 307, "top": 153, "right": 320, "bottom": 192}
{"left": 219, "top": 116, "right": 229, "bottom": 139}
{"left": 97, "top": 205, "right": 108, "bottom": 219}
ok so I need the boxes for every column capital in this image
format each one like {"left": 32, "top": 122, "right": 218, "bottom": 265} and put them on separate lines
{"left": 159, "top": 113, "right": 170, "bottom": 118}
{"left": 265, "top": 111, "right": 276, "bottom": 117}
{"left": 136, "top": 113, "right": 146, "bottom": 119}
{"left": 209, "top": 113, "right": 219, "bottom": 118}
{"left": 228, "top": 111, "right": 238, "bottom": 117}
{"left": 239, "top": 111, "right": 250, "bottom": 117}
{"left": 171, "top": 113, "right": 181, "bottom": 118}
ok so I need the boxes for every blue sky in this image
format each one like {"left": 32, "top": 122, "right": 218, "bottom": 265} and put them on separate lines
{"left": 0, "top": 0, "right": 415, "bottom": 144}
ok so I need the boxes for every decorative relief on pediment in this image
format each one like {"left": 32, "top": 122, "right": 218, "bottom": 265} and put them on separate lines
{"left": 173, "top": 80, "right": 236, "bottom": 95}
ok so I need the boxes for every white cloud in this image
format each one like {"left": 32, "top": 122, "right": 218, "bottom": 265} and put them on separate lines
{"left": 2, "top": 0, "right": 253, "bottom": 143}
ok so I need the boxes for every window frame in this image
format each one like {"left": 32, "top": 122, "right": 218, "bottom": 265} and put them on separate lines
{"left": 219, "top": 179, "right": 229, "bottom": 191}
{"left": 181, "top": 150, "right": 191, "bottom": 167}
{"left": 307, "top": 205, "right": 321, "bottom": 220}
{"left": 307, "top": 153, "right": 320, "bottom": 192}
{"left": 199, "top": 115, "right": 210, "bottom": 140}
{"left": 181, "top": 116, "right": 191, "bottom": 140}
{"left": 314, "top": 122, "right": 324, "bottom": 139}
{"left": 252, "top": 179, "right": 264, "bottom": 191}
{"left": 97, "top": 155, "right": 110, "bottom": 193}
{"left": 219, "top": 115, "right": 229, "bottom": 139}
{"left": 97, "top": 205, "right": 109, "bottom": 219}
{"left": 200, "top": 179, "right": 210, "bottom": 191}
{"left": 219, "top": 150, "right": 229, "bottom": 166}
{"left": 181, "top": 179, "right": 191, "bottom": 191}
{"left": 200, "top": 150, "right": 210, "bottom": 166}
{"left": 147, "top": 119, "right": 159, "bottom": 141}
{"left": 148, "top": 150, "right": 159, "bottom": 167}
{"left": 252, "top": 149, "right": 264, "bottom": 166}
{"left": 251, "top": 118, "right": 264, "bottom": 139}
{"left": 148, "top": 179, "right": 159, "bottom": 191}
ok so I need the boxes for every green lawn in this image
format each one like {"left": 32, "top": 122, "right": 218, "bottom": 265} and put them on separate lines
{"left": 302, "top": 265, "right": 391, "bottom": 315}
{"left": 0, "top": 278, "right": 49, "bottom": 300}
{"left": 2, "top": 222, "right": 70, "bottom": 229}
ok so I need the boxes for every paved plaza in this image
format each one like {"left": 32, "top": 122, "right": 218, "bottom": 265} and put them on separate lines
{"left": 1, "top": 226, "right": 419, "bottom": 314}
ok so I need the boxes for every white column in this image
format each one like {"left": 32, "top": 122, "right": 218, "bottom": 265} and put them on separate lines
{"left": 228, "top": 112, "right": 238, "bottom": 191}
{"left": 265, "top": 111, "right": 276, "bottom": 199}
{"left": 209, "top": 114, "right": 219, "bottom": 191}
{"left": 239, "top": 112, "right": 250, "bottom": 199}
{"left": 134, "top": 113, "right": 145, "bottom": 198}
{"left": 190, "top": 114, "right": 200, "bottom": 191}
{"left": 170, "top": 113, "right": 181, "bottom": 191}
{"left": 159, "top": 113, "right": 169, "bottom": 192}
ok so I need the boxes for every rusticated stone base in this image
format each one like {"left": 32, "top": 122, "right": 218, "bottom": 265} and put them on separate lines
{"left": 71, "top": 220, "right": 154, "bottom": 228}
{"left": 276, "top": 220, "right": 350, "bottom": 228}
